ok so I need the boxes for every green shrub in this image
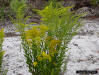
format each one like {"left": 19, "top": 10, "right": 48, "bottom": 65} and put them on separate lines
{"left": 21, "top": 2, "right": 82, "bottom": 75}
{"left": 13, "top": 1, "right": 82, "bottom": 75}
{"left": 22, "top": 25, "right": 69, "bottom": 75}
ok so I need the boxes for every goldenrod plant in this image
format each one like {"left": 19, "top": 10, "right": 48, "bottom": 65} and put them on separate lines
{"left": 0, "top": 28, "right": 5, "bottom": 74}
{"left": 12, "top": 1, "right": 82, "bottom": 74}
{"left": 20, "top": 2, "right": 82, "bottom": 75}
{"left": 22, "top": 25, "right": 68, "bottom": 75}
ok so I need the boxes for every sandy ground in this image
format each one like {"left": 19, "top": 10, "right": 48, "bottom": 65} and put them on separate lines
{"left": 2, "top": 37, "right": 32, "bottom": 75}
{"left": 2, "top": 19, "right": 99, "bottom": 75}
{"left": 65, "top": 19, "right": 99, "bottom": 75}
{"left": 65, "top": 35, "right": 99, "bottom": 75}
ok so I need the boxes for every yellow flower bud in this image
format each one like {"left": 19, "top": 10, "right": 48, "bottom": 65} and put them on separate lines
{"left": 50, "top": 39, "right": 60, "bottom": 49}
{"left": 37, "top": 56, "right": 43, "bottom": 61}
{"left": 33, "top": 62, "right": 38, "bottom": 67}
{"left": 42, "top": 51, "right": 51, "bottom": 62}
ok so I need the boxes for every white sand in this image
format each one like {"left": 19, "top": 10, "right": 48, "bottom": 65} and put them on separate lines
{"left": 2, "top": 37, "right": 32, "bottom": 75}
{"left": 65, "top": 19, "right": 99, "bottom": 75}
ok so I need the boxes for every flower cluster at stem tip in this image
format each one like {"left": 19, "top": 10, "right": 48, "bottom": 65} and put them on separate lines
{"left": 25, "top": 25, "right": 48, "bottom": 44}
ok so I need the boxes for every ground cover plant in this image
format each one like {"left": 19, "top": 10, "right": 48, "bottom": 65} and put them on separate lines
{"left": 11, "top": 1, "right": 82, "bottom": 75}
{"left": 0, "top": 28, "right": 5, "bottom": 74}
